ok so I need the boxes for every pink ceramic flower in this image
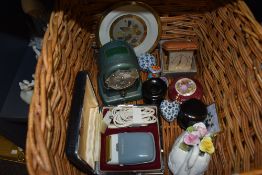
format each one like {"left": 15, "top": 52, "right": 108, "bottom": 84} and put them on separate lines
{"left": 184, "top": 133, "right": 200, "bottom": 145}
{"left": 191, "top": 131, "right": 202, "bottom": 138}
{"left": 193, "top": 122, "right": 208, "bottom": 137}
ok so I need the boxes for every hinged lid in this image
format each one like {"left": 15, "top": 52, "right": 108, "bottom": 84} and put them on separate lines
{"left": 162, "top": 41, "right": 198, "bottom": 51}
{"left": 66, "top": 71, "right": 102, "bottom": 174}
{"left": 78, "top": 73, "right": 101, "bottom": 171}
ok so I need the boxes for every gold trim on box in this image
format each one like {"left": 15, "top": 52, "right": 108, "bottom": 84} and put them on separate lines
{"left": 97, "top": 1, "right": 161, "bottom": 54}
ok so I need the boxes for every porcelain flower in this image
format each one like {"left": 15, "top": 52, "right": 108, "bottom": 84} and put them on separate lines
{"left": 184, "top": 133, "right": 200, "bottom": 145}
{"left": 193, "top": 122, "right": 208, "bottom": 137}
{"left": 199, "top": 136, "right": 215, "bottom": 154}
{"left": 182, "top": 122, "right": 215, "bottom": 154}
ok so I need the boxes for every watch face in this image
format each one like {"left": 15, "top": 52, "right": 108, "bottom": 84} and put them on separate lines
{"left": 175, "top": 78, "right": 196, "bottom": 96}
{"left": 110, "top": 14, "right": 147, "bottom": 48}
{"left": 105, "top": 69, "right": 139, "bottom": 90}
{"left": 168, "top": 52, "right": 193, "bottom": 71}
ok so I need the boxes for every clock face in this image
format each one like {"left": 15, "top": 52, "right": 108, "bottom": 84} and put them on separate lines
{"left": 105, "top": 69, "right": 139, "bottom": 90}
{"left": 110, "top": 14, "right": 147, "bottom": 48}
{"left": 168, "top": 51, "right": 193, "bottom": 71}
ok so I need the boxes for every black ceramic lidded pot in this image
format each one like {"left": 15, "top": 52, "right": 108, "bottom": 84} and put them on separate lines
{"left": 142, "top": 78, "right": 167, "bottom": 105}
{"left": 177, "top": 98, "right": 207, "bottom": 129}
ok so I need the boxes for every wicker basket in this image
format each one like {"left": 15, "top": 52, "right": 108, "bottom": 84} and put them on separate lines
{"left": 26, "top": 0, "right": 262, "bottom": 174}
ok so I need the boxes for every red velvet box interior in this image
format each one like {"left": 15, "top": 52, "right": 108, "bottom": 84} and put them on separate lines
{"left": 100, "top": 108, "right": 162, "bottom": 171}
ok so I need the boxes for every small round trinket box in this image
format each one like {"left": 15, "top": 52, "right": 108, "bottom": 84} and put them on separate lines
{"left": 137, "top": 53, "right": 156, "bottom": 71}
{"left": 148, "top": 65, "right": 161, "bottom": 78}
{"left": 142, "top": 78, "right": 167, "bottom": 105}
{"left": 168, "top": 77, "right": 203, "bottom": 102}
{"left": 160, "top": 100, "right": 180, "bottom": 122}
{"left": 177, "top": 98, "right": 207, "bottom": 129}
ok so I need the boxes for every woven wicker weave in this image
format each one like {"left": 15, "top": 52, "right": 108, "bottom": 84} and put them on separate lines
{"left": 26, "top": 0, "right": 262, "bottom": 174}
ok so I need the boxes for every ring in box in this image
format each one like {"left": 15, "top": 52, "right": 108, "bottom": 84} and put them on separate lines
{"left": 160, "top": 40, "right": 198, "bottom": 76}
{"left": 66, "top": 72, "right": 163, "bottom": 174}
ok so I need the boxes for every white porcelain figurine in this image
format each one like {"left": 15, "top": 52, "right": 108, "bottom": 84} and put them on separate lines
{"left": 168, "top": 123, "right": 214, "bottom": 175}
{"left": 19, "top": 77, "right": 34, "bottom": 104}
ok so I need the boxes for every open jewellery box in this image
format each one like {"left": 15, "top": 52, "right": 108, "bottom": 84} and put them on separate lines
{"left": 66, "top": 71, "right": 163, "bottom": 174}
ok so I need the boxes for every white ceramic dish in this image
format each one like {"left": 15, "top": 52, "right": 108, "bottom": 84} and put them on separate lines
{"left": 98, "top": 2, "right": 161, "bottom": 56}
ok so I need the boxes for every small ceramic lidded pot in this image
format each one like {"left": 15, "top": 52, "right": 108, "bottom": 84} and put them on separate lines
{"left": 137, "top": 53, "right": 156, "bottom": 71}
{"left": 168, "top": 77, "right": 203, "bottom": 102}
{"left": 142, "top": 78, "right": 167, "bottom": 105}
{"left": 177, "top": 98, "right": 207, "bottom": 129}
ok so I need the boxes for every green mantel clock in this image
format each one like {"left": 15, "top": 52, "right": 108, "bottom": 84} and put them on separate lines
{"left": 98, "top": 40, "right": 142, "bottom": 105}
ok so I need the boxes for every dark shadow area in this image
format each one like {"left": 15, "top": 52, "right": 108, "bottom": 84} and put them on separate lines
{"left": 0, "top": 0, "right": 38, "bottom": 174}
{"left": 245, "top": 0, "right": 262, "bottom": 23}
{"left": 0, "top": 0, "right": 30, "bottom": 39}
{"left": 0, "top": 119, "right": 27, "bottom": 148}
{"left": 0, "top": 160, "right": 27, "bottom": 175}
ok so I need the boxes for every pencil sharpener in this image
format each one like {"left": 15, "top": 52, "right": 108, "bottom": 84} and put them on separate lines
{"left": 98, "top": 40, "right": 142, "bottom": 105}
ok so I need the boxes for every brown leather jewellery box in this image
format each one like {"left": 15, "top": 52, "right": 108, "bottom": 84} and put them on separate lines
{"left": 66, "top": 71, "right": 163, "bottom": 174}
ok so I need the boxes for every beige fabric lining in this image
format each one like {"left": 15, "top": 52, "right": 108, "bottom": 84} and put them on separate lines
{"left": 78, "top": 76, "right": 101, "bottom": 169}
